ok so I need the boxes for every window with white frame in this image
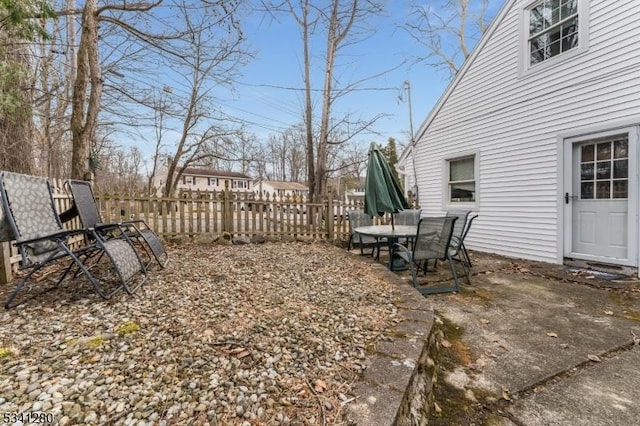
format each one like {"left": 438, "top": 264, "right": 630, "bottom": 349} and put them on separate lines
{"left": 232, "top": 180, "right": 248, "bottom": 189}
{"left": 184, "top": 176, "right": 194, "bottom": 185}
{"left": 447, "top": 156, "right": 476, "bottom": 203}
{"left": 208, "top": 177, "right": 218, "bottom": 186}
{"left": 527, "top": 0, "right": 580, "bottom": 66}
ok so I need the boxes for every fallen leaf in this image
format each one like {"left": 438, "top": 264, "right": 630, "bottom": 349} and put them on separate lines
{"left": 502, "top": 388, "right": 511, "bottom": 401}
{"left": 314, "top": 379, "right": 327, "bottom": 393}
{"left": 533, "top": 386, "right": 544, "bottom": 393}
{"left": 604, "top": 310, "right": 613, "bottom": 316}
{"left": 441, "top": 339, "right": 452, "bottom": 348}
{"left": 585, "top": 276, "right": 595, "bottom": 279}
{"left": 560, "top": 343, "right": 569, "bottom": 349}
{"left": 587, "top": 354, "right": 601, "bottom": 362}
{"left": 632, "top": 332, "right": 640, "bottom": 346}
{"left": 236, "top": 350, "right": 250, "bottom": 359}
{"left": 434, "top": 402, "right": 442, "bottom": 413}
{"left": 484, "top": 349, "right": 497, "bottom": 358}
{"left": 499, "top": 344, "right": 511, "bottom": 351}
{"left": 479, "top": 319, "right": 490, "bottom": 324}
{"left": 546, "top": 332, "right": 558, "bottom": 338}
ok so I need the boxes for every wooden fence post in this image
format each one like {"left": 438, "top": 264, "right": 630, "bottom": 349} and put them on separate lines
{"left": 223, "top": 181, "right": 233, "bottom": 234}
{"left": 0, "top": 242, "right": 12, "bottom": 284}
{"left": 327, "top": 189, "right": 334, "bottom": 241}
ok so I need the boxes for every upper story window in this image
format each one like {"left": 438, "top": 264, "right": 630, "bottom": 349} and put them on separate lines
{"left": 447, "top": 155, "right": 476, "bottom": 204}
{"left": 525, "top": 0, "right": 587, "bottom": 68}
{"left": 208, "top": 177, "right": 218, "bottom": 186}
{"left": 184, "top": 176, "right": 194, "bottom": 185}
{"left": 232, "top": 180, "right": 248, "bottom": 189}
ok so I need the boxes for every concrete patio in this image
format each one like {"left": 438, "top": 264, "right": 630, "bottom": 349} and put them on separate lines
{"left": 384, "top": 250, "right": 640, "bottom": 425}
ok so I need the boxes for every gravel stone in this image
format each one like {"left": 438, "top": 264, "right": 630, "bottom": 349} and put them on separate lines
{"left": 0, "top": 242, "right": 398, "bottom": 424}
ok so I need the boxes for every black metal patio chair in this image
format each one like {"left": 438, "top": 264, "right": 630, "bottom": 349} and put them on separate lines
{"left": 448, "top": 214, "right": 478, "bottom": 285}
{"left": 0, "top": 171, "right": 147, "bottom": 308}
{"left": 346, "top": 209, "right": 378, "bottom": 257}
{"left": 66, "top": 180, "right": 168, "bottom": 269}
{"left": 395, "top": 208, "right": 422, "bottom": 247}
{"left": 394, "top": 216, "right": 460, "bottom": 294}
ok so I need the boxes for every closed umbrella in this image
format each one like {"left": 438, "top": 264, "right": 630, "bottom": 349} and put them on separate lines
{"left": 364, "top": 142, "right": 410, "bottom": 228}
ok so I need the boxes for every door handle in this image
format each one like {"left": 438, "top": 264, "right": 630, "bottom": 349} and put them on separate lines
{"left": 565, "top": 193, "right": 578, "bottom": 204}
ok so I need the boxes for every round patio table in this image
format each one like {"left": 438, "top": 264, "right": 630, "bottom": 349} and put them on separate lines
{"left": 354, "top": 225, "right": 418, "bottom": 270}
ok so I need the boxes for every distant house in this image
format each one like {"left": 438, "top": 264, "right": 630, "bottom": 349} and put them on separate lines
{"left": 398, "top": 0, "right": 640, "bottom": 273}
{"left": 153, "top": 167, "right": 253, "bottom": 196}
{"left": 344, "top": 178, "right": 365, "bottom": 205}
{"left": 254, "top": 180, "right": 308, "bottom": 200}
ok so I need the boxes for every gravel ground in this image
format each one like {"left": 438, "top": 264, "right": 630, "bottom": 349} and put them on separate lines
{"left": 0, "top": 241, "right": 398, "bottom": 425}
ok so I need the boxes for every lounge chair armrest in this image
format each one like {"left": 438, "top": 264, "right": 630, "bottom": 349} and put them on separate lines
{"left": 93, "top": 223, "right": 122, "bottom": 232}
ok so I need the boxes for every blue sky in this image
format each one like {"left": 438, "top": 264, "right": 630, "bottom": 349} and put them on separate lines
{"left": 219, "top": 1, "right": 490, "bottom": 151}
{"left": 119, "top": 0, "right": 503, "bottom": 166}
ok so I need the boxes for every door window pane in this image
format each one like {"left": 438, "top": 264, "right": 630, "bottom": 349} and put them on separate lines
{"left": 614, "top": 140, "right": 628, "bottom": 158}
{"left": 613, "top": 181, "right": 628, "bottom": 199}
{"left": 613, "top": 160, "right": 628, "bottom": 179}
{"left": 596, "top": 143, "right": 611, "bottom": 160}
{"left": 580, "top": 163, "right": 593, "bottom": 180}
{"left": 596, "top": 161, "right": 611, "bottom": 179}
{"left": 596, "top": 181, "right": 610, "bottom": 199}
{"left": 581, "top": 144, "right": 594, "bottom": 162}
{"left": 581, "top": 182, "right": 593, "bottom": 199}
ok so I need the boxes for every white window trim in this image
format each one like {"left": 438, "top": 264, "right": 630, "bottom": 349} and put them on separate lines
{"left": 518, "top": 0, "right": 590, "bottom": 77}
{"left": 443, "top": 151, "right": 480, "bottom": 210}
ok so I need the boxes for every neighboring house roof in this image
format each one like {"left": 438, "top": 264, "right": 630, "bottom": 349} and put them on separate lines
{"left": 411, "top": 0, "right": 514, "bottom": 146}
{"left": 258, "top": 181, "right": 308, "bottom": 191}
{"left": 183, "top": 167, "right": 252, "bottom": 180}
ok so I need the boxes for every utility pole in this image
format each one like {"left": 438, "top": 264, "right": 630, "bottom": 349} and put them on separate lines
{"left": 404, "top": 80, "right": 418, "bottom": 204}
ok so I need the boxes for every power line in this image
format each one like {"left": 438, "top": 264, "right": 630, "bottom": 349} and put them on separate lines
{"left": 236, "top": 81, "right": 400, "bottom": 93}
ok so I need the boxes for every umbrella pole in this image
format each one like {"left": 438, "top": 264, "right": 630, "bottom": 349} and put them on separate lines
{"left": 391, "top": 213, "right": 395, "bottom": 230}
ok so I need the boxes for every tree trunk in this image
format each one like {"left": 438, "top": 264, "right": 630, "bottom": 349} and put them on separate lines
{"left": 301, "top": 0, "right": 316, "bottom": 202}
{"left": 70, "top": 0, "right": 102, "bottom": 180}
{"left": 0, "top": 40, "right": 34, "bottom": 174}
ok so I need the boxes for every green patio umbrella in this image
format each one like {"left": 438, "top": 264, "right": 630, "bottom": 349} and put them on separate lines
{"left": 364, "top": 142, "right": 410, "bottom": 228}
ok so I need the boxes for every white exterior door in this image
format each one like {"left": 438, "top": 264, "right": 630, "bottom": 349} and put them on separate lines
{"left": 564, "top": 128, "right": 638, "bottom": 266}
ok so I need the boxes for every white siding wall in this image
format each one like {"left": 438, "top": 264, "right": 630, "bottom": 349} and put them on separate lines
{"left": 414, "top": 0, "right": 640, "bottom": 263}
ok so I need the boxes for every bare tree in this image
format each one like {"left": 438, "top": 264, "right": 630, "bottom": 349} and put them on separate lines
{"left": 156, "top": 2, "right": 246, "bottom": 197}
{"left": 70, "top": 0, "right": 162, "bottom": 180}
{"left": 275, "top": 0, "right": 386, "bottom": 202}
{"left": 32, "top": 6, "right": 76, "bottom": 179}
{"left": 405, "top": 0, "right": 491, "bottom": 76}
{"left": 284, "top": 125, "right": 307, "bottom": 182}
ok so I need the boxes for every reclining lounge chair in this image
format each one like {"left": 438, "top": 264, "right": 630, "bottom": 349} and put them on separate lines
{"left": 66, "top": 179, "right": 168, "bottom": 269}
{"left": 0, "top": 171, "right": 147, "bottom": 308}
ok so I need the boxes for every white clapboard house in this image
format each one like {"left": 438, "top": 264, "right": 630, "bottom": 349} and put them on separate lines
{"left": 397, "top": 0, "right": 640, "bottom": 274}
